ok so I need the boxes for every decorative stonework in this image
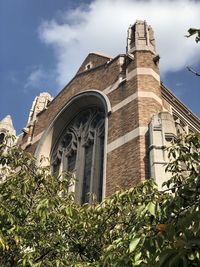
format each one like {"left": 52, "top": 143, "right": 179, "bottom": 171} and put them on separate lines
{"left": 51, "top": 107, "right": 105, "bottom": 204}
{"left": 0, "top": 115, "right": 16, "bottom": 167}
{"left": 0, "top": 115, "right": 16, "bottom": 137}
{"left": 127, "top": 20, "right": 156, "bottom": 54}
{"left": 18, "top": 20, "right": 200, "bottom": 198}
{"left": 27, "top": 92, "right": 53, "bottom": 126}
{"left": 149, "top": 112, "right": 177, "bottom": 189}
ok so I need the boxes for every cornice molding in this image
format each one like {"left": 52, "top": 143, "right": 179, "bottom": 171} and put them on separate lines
{"left": 161, "top": 83, "right": 200, "bottom": 132}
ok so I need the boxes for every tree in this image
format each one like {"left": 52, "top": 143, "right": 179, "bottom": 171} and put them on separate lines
{"left": 0, "top": 133, "right": 200, "bottom": 266}
{"left": 186, "top": 28, "right": 200, "bottom": 76}
{"left": 185, "top": 28, "right": 200, "bottom": 43}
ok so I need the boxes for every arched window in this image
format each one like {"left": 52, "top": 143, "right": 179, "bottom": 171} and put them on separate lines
{"left": 51, "top": 107, "right": 105, "bottom": 204}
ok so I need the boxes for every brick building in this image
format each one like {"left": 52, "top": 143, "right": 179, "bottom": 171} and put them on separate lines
{"left": 1, "top": 20, "right": 200, "bottom": 203}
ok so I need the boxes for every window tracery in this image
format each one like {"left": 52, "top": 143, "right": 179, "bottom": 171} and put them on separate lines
{"left": 51, "top": 107, "right": 105, "bottom": 204}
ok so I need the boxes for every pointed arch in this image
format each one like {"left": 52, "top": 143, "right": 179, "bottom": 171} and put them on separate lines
{"left": 35, "top": 90, "right": 111, "bottom": 202}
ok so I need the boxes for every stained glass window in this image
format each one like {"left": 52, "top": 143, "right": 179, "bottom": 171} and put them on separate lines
{"left": 82, "top": 144, "right": 93, "bottom": 204}
{"left": 51, "top": 107, "right": 105, "bottom": 203}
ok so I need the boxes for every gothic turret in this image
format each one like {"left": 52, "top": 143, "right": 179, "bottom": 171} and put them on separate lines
{"left": 127, "top": 20, "right": 156, "bottom": 55}
{"left": 0, "top": 115, "right": 16, "bottom": 146}
{"left": 27, "top": 92, "right": 53, "bottom": 127}
{"left": 0, "top": 115, "right": 16, "bottom": 136}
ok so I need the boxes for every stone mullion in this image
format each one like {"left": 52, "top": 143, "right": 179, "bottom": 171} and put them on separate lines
{"left": 74, "top": 137, "right": 85, "bottom": 203}
{"left": 61, "top": 149, "right": 68, "bottom": 174}
{"left": 91, "top": 130, "right": 102, "bottom": 202}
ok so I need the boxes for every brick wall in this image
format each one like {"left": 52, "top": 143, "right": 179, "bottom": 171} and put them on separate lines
{"left": 21, "top": 49, "right": 162, "bottom": 197}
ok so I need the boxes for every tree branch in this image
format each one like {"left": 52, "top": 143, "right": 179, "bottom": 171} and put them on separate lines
{"left": 33, "top": 242, "right": 59, "bottom": 263}
{"left": 187, "top": 66, "right": 200, "bottom": 76}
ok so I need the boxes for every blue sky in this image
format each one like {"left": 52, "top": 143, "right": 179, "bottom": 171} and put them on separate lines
{"left": 0, "top": 0, "right": 200, "bottom": 134}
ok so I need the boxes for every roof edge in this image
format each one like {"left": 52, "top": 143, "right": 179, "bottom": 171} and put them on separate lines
{"left": 161, "top": 82, "right": 200, "bottom": 131}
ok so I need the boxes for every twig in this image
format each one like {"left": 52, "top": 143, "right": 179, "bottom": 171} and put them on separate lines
{"left": 187, "top": 66, "right": 200, "bottom": 76}
{"left": 33, "top": 243, "right": 59, "bottom": 263}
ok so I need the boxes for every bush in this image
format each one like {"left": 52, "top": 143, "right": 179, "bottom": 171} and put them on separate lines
{"left": 0, "top": 134, "right": 200, "bottom": 266}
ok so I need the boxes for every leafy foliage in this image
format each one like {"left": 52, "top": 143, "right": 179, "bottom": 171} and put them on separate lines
{"left": 186, "top": 27, "right": 200, "bottom": 77}
{"left": 0, "top": 133, "right": 200, "bottom": 266}
{"left": 186, "top": 28, "right": 200, "bottom": 43}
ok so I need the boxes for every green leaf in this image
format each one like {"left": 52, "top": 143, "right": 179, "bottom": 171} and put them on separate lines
{"left": 129, "top": 238, "right": 140, "bottom": 253}
{"left": 56, "top": 259, "right": 61, "bottom": 267}
{"left": 147, "top": 202, "right": 156, "bottom": 216}
{"left": 134, "top": 252, "right": 142, "bottom": 262}
{"left": 0, "top": 235, "right": 5, "bottom": 250}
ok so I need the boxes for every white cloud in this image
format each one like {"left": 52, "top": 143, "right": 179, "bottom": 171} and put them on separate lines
{"left": 25, "top": 66, "right": 46, "bottom": 89}
{"left": 38, "top": 0, "right": 200, "bottom": 88}
{"left": 24, "top": 66, "right": 57, "bottom": 92}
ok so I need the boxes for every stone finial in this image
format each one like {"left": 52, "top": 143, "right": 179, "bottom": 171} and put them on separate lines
{"left": 127, "top": 20, "right": 156, "bottom": 54}
{"left": 27, "top": 92, "right": 53, "bottom": 126}
{"left": 0, "top": 115, "right": 16, "bottom": 136}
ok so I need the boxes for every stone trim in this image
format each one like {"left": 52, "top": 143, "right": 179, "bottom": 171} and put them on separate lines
{"left": 112, "top": 91, "right": 162, "bottom": 113}
{"left": 102, "top": 116, "right": 108, "bottom": 199}
{"left": 34, "top": 90, "right": 112, "bottom": 160}
{"left": 137, "top": 91, "right": 162, "bottom": 105}
{"left": 161, "top": 84, "right": 200, "bottom": 131}
{"left": 112, "top": 93, "right": 138, "bottom": 112}
{"left": 103, "top": 67, "right": 160, "bottom": 95}
{"left": 107, "top": 126, "right": 148, "bottom": 153}
{"left": 21, "top": 131, "right": 43, "bottom": 149}
{"left": 126, "top": 67, "right": 160, "bottom": 83}
{"left": 31, "top": 92, "right": 161, "bottom": 150}
{"left": 172, "top": 108, "right": 200, "bottom": 133}
{"left": 151, "top": 161, "right": 166, "bottom": 164}
{"left": 103, "top": 80, "right": 119, "bottom": 95}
